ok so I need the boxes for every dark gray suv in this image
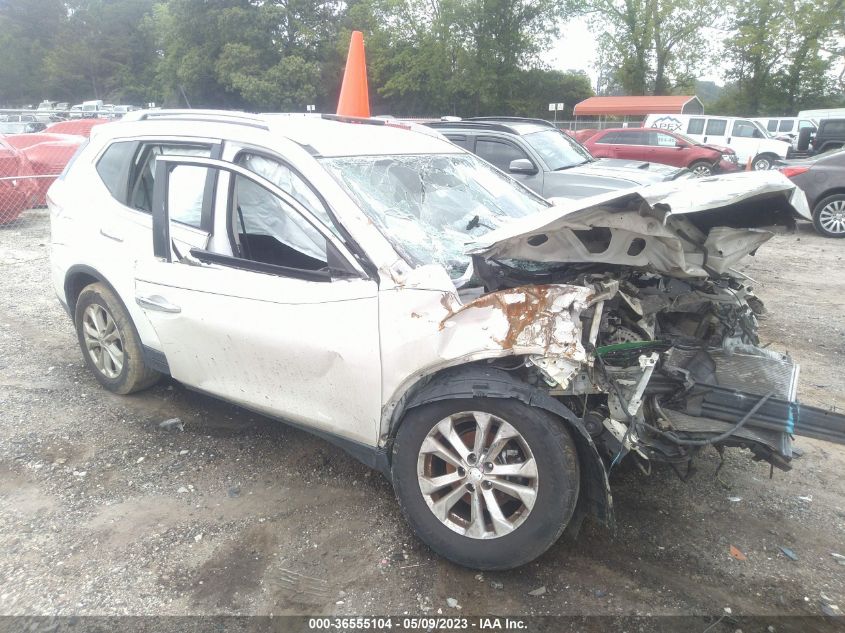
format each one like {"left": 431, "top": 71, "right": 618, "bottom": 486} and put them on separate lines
{"left": 426, "top": 117, "right": 689, "bottom": 199}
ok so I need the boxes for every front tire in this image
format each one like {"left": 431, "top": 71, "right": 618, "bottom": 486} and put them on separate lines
{"left": 74, "top": 282, "right": 161, "bottom": 394}
{"left": 812, "top": 194, "right": 845, "bottom": 238}
{"left": 689, "top": 160, "right": 714, "bottom": 177}
{"left": 392, "top": 398, "right": 579, "bottom": 569}
{"left": 752, "top": 153, "right": 776, "bottom": 170}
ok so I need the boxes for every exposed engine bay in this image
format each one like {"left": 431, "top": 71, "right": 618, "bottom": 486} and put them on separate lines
{"left": 459, "top": 172, "right": 845, "bottom": 475}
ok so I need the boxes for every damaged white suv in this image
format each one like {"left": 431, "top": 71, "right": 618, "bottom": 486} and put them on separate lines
{"left": 49, "top": 110, "right": 845, "bottom": 570}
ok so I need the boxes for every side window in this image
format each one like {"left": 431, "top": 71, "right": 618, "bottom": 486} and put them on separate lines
{"left": 705, "top": 119, "right": 727, "bottom": 136}
{"left": 798, "top": 120, "right": 816, "bottom": 130}
{"left": 96, "top": 141, "right": 136, "bottom": 201}
{"left": 732, "top": 119, "right": 759, "bottom": 138}
{"left": 618, "top": 131, "right": 647, "bottom": 145}
{"left": 596, "top": 131, "right": 618, "bottom": 144}
{"left": 231, "top": 173, "right": 328, "bottom": 272}
{"left": 767, "top": 120, "right": 779, "bottom": 132}
{"left": 235, "top": 152, "right": 340, "bottom": 238}
{"left": 687, "top": 118, "right": 705, "bottom": 135}
{"left": 166, "top": 165, "right": 213, "bottom": 230}
{"left": 823, "top": 121, "right": 845, "bottom": 135}
{"left": 445, "top": 134, "right": 472, "bottom": 150}
{"left": 475, "top": 139, "right": 530, "bottom": 171}
{"left": 655, "top": 132, "right": 677, "bottom": 147}
{"left": 128, "top": 143, "right": 212, "bottom": 224}
{"left": 778, "top": 120, "right": 794, "bottom": 132}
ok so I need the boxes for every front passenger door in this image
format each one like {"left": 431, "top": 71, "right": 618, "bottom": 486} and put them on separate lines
{"left": 134, "top": 157, "right": 382, "bottom": 446}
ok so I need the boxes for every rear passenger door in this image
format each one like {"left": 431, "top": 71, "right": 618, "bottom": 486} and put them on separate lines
{"left": 610, "top": 130, "right": 649, "bottom": 161}
{"left": 474, "top": 137, "right": 544, "bottom": 195}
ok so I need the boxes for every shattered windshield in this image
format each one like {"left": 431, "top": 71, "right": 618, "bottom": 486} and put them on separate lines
{"left": 321, "top": 153, "right": 550, "bottom": 279}
{"left": 523, "top": 129, "right": 593, "bottom": 171}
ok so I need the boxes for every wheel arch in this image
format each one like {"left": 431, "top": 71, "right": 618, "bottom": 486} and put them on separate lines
{"left": 387, "top": 363, "right": 614, "bottom": 534}
{"left": 813, "top": 188, "right": 845, "bottom": 211}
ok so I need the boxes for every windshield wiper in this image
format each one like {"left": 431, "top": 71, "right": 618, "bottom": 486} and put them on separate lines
{"left": 554, "top": 159, "right": 591, "bottom": 171}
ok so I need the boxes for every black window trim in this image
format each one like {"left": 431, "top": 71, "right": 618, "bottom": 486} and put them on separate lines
{"left": 188, "top": 248, "right": 332, "bottom": 283}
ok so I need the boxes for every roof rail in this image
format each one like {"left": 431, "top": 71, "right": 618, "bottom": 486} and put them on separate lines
{"left": 425, "top": 120, "right": 518, "bottom": 134}
{"left": 467, "top": 116, "right": 557, "bottom": 128}
{"left": 121, "top": 109, "right": 269, "bottom": 129}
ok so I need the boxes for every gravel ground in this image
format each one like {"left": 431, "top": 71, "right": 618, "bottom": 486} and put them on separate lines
{"left": 1, "top": 210, "right": 844, "bottom": 621}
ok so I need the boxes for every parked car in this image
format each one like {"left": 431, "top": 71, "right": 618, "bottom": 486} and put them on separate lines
{"left": 0, "top": 121, "right": 47, "bottom": 134}
{"left": 0, "top": 137, "right": 38, "bottom": 223}
{"left": 779, "top": 147, "right": 845, "bottom": 237}
{"left": 3, "top": 132, "right": 85, "bottom": 205}
{"left": 645, "top": 114, "right": 791, "bottom": 170}
{"left": 81, "top": 100, "right": 104, "bottom": 118}
{"left": 583, "top": 127, "right": 739, "bottom": 176}
{"left": 1, "top": 113, "right": 38, "bottom": 123}
{"left": 49, "top": 110, "right": 841, "bottom": 570}
{"left": 801, "top": 118, "right": 845, "bottom": 155}
{"left": 427, "top": 117, "right": 688, "bottom": 199}
{"left": 111, "top": 105, "right": 140, "bottom": 118}
{"left": 69, "top": 104, "right": 83, "bottom": 119}
{"left": 46, "top": 118, "right": 110, "bottom": 137}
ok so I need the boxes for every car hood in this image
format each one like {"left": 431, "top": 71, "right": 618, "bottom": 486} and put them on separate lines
{"left": 569, "top": 158, "right": 686, "bottom": 182}
{"left": 469, "top": 171, "right": 811, "bottom": 279}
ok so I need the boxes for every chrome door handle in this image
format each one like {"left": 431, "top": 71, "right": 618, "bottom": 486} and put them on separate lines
{"left": 136, "top": 294, "right": 181, "bottom": 313}
{"left": 100, "top": 228, "right": 123, "bottom": 242}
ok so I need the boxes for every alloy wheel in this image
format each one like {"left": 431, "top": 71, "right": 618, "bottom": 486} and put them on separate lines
{"left": 82, "top": 304, "right": 124, "bottom": 379}
{"left": 417, "top": 411, "right": 539, "bottom": 539}
{"left": 818, "top": 199, "right": 845, "bottom": 235}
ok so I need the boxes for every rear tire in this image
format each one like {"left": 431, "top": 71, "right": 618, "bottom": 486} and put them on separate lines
{"left": 392, "top": 398, "right": 579, "bottom": 570}
{"left": 689, "top": 160, "right": 714, "bottom": 177}
{"left": 74, "top": 283, "right": 161, "bottom": 394}
{"left": 812, "top": 194, "right": 845, "bottom": 238}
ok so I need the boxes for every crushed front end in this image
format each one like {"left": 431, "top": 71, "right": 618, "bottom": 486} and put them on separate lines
{"left": 467, "top": 172, "right": 845, "bottom": 474}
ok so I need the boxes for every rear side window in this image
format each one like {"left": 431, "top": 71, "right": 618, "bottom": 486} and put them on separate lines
{"left": 705, "top": 119, "right": 727, "bottom": 136}
{"left": 766, "top": 120, "right": 779, "bottom": 132}
{"left": 822, "top": 121, "right": 845, "bottom": 135}
{"left": 616, "top": 131, "right": 647, "bottom": 145}
{"left": 595, "top": 131, "right": 618, "bottom": 144}
{"left": 687, "top": 119, "right": 705, "bottom": 135}
{"left": 475, "top": 139, "right": 530, "bottom": 171}
{"left": 445, "top": 134, "right": 472, "bottom": 150}
{"left": 95, "top": 141, "right": 136, "bottom": 200}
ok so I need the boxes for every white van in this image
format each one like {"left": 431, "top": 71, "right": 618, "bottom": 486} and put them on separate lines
{"left": 755, "top": 117, "right": 818, "bottom": 145}
{"left": 644, "top": 114, "right": 791, "bottom": 170}
{"left": 81, "top": 99, "right": 104, "bottom": 118}
{"left": 798, "top": 108, "right": 845, "bottom": 121}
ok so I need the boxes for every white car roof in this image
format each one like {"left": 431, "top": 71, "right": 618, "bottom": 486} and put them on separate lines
{"left": 105, "top": 110, "right": 460, "bottom": 158}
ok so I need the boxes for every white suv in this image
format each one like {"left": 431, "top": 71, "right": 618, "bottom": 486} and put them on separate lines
{"left": 49, "top": 110, "right": 839, "bottom": 570}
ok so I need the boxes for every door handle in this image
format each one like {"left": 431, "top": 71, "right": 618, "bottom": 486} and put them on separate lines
{"left": 100, "top": 227, "right": 123, "bottom": 243}
{"left": 136, "top": 294, "right": 181, "bottom": 313}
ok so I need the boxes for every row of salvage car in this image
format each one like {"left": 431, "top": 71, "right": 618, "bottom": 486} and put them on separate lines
{"left": 43, "top": 110, "right": 845, "bottom": 569}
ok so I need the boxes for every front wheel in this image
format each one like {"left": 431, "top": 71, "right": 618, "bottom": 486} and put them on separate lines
{"left": 689, "top": 160, "right": 714, "bottom": 177}
{"left": 752, "top": 153, "right": 776, "bottom": 170}
{"left": 392, "top": 398, "right": 579, "bottom": 569}
{"left": 813, "top": 194, "right": 845, "bottom": 238}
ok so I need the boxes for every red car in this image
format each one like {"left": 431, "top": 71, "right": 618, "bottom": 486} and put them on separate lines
{"left": 45, "top": 118, "right": 110, "bottom": 137}
{"left": 583, "top": 127, "right": 740, "bottom": 176}
{"left": 0, "top": 138, "right": 38, "bottom": 224}
{"left": 4, "top": 133, "right": 85, "bottom": 206}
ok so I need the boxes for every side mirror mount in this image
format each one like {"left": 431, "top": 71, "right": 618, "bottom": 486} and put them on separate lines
{"left": 675, "top": 140, "right": 686, "bottom": 149}
{"left": 509, "top": 158, "right": 538, "bottom": 175}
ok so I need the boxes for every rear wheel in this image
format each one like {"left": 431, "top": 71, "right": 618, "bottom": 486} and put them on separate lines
{"left": 689, "top": 160, "right": 714, "bottom": 177}
{"left": 812, "top": 194, "right": 845, "bottom": 238}
{"left": 392, "top": 398, "right": 579, "bottom": 569}
{"left": 74, "top": 283, "right": 161, "bottom": 394}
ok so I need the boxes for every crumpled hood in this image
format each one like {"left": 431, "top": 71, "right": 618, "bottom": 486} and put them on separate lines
{"left": 469, "top": 171, "right": 811, "bottom": 278}
{"left": 571, "top": 158, "right": 686, "bottom": 183}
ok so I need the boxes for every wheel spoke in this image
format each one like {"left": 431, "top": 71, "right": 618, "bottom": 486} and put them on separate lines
{"left": 418, "top": 470, "right": 464, "bottom": 495}
{"left": 467, "top": 489, "right": 486, "bottom": 538}
{"left": 92, "top": 307, "right": 107, "bottom": 335}
{"left": 482, "top": 487, "right": 514, "bottom": 536}
{"left": 437, "top": 416, "right": 471, "bottom": 461}
{"left": 485, "top": 421, "right": 519, "bottom": 462}
{"left": 472, "top": 411, "right": 492, "bottom": 457}
{"left": 431, "top": 484, "right": 467, "bottom": 522}
{"left": 103, "top": 341, "right": 124, "bottom": 369}
{"left": 491, "top": 478, "right": 537, "bottom": 508}
{"left": 489, "top": 457, "right": 538, "bottom": 479}
{"left": 420, "top": 435, "right": 463, "bottom": 469}
{"left": 83, "top": 322, "right": 98, "bottom": 338}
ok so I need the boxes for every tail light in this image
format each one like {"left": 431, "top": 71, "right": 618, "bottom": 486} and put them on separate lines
{"left": 780, "top": 165, "right": 809, "bottom": 178}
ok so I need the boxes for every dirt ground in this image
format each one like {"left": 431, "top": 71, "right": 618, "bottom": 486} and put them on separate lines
{"left": 1, "top": 209, "right": 844, "bottom": 623}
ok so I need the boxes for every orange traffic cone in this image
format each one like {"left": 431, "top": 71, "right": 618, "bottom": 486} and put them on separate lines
{"left": 337, "top": 31, "right": 370, "bottom": 118}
